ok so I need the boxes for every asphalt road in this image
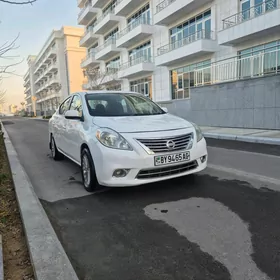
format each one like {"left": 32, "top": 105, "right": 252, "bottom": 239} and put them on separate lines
{"left": 2, "top": 117, "right": 280, "bottom": 280}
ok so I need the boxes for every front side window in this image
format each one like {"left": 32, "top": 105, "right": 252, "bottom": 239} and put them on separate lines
{"left": 69, "top": 95, "right": 83, "bottom": 117}
{"left": 85, "top": 93, "right": 164, "bottom": 117}
{"left": 59, "top": 97, "right": 72, "bottom": 115}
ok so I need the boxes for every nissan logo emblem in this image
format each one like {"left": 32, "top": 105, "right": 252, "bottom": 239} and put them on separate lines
{"left": 166, "top": 140, "right": 175, "bottom": 149}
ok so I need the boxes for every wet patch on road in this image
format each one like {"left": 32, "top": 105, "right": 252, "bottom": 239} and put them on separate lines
{"left": 145, "top": 198, "right": 270, "bottom": 280}
{"left": 41, "top": 174, "right": 280, "bottom": 280}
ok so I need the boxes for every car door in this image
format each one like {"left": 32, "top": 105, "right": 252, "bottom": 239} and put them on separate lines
{"left": 65, "top": 94, "right": 84, "bottom": 162}
{"left": 56, "top": 96, "right": 73, "bottom": 152}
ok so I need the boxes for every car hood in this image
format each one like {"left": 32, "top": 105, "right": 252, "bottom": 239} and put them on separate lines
{"left": 92, "top": 113, "right": 193, "bottom": 133}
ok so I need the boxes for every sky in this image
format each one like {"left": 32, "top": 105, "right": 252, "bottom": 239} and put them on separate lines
{"left": 0, "top": 0, "right": 79, "bottom": 110}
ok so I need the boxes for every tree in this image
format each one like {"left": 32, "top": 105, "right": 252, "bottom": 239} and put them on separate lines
{"left": 83, "top": 67, "right": 120, "bottom": 90}
{"left": 0, "top": 89, "right": 5, "bottom": 106}
{"left": 20, "top": 101, "right": 25, "bottom": 109}
{"left": 0, "top": 0, "right": 37, "bottom": 4}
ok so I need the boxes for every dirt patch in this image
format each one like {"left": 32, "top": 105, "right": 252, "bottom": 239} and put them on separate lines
{"left": 0, "top": 128, "right": 34, "bottom": 280}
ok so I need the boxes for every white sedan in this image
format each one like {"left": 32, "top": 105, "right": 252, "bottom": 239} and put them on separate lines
{"left": 49, "top": 91, "right": 207, "bottom": 192}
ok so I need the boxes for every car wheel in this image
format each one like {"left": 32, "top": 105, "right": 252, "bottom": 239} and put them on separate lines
{"left": 50, "top": 135, "right": 64, "bottom": 161}
{"left": 81, "top": 148, "right": 99, "bottom": 192}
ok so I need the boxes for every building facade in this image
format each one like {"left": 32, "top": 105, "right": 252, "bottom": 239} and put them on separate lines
{"left": 23, "top": 26, "right": 87, "bottom": 116}
{"left": 78, "top": 0, "right": 280, "bottom": 129}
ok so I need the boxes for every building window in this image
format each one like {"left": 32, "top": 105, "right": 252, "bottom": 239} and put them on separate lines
{"left": 102, "top": 0, "right": 117, "bottom": 14}
{"left": 239, "top": 40, "right": 280, "bottom": 77}
{"left": 127, "top": 3, "right": 150, "bottom": 25}
{"left": 240, "top": 0, "right": 277, "bottom": 20}
{"left": 130, "top": 77, "right": 152, "bottom": 99}
{"left": 169, "top": 9, "right": 211, "bottom": 46}
{"left": 88, "top": 43, "right": 98, "bottom": 55}
{"left": 170, "top": 60, "right": 211, "bottom": 100}
{"left": 106, "top": 56, "right": 120, "bottom": 74}
{"left": 129, "top": 41, "right": 152, "bottom": 66}
{"left": 104, "top": 27, "right": 119, "bottom": 42}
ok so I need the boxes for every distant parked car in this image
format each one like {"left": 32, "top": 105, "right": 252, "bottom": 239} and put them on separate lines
{"left": 48, "top": 91, "right": 207, "bottom": 192}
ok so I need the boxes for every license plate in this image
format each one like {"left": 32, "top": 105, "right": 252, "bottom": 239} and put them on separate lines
{"left": 154, "top": 152, "right": 190, "bottom": 166}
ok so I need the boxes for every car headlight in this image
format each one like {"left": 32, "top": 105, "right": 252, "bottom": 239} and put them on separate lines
{"left": 96, "top": 128, "right": 133, "bottom": 151}
{"left": 192, "top": 123, "right": 203, "bottom": 142}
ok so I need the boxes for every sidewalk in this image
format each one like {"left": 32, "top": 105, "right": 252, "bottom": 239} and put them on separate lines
{"left": 202, "top": 126, "right": 280, "bottom": 145}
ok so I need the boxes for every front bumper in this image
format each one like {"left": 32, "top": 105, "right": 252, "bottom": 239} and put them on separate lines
{"left": 90, "top": 134, "right": 208, "bottom": 187}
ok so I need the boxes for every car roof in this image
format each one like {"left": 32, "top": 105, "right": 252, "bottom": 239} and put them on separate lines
{"left": 74, "top": 90, "right": 142, "bottom": 96}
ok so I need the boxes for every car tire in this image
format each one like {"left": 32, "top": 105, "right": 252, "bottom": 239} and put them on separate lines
{"left": 81, "top": 148, "right": 99, "bottom": 192}
{"left": 50, "top": 135, "right": 64, "bottom": 161}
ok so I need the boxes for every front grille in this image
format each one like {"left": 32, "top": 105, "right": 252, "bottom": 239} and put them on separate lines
{"left": 137, "top": 133, "right": 193, "bottom": 153}
{"left": 136, "top": 160, "right": 198, "bottom": 179}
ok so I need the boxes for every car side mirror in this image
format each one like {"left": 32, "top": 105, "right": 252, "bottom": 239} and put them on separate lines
{"left": 65, "top": 110, "right": 81, "bottom": 120}
{"left": 161, "top": 107, "right": 168, "bottom": 113}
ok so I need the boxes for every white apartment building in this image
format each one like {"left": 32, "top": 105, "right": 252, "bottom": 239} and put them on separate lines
{"left": 77, "top": 0, "right": 280, "bottom": 127}
{"left": 23, "top": 26, "right": 87, "bottom": 116}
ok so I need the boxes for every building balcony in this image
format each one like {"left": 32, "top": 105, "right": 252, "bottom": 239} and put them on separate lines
{"left": 97, "top": 69, "right": 120, "bottom": 85}
{"left": 116, "top": 17, "right": 153, "bottom": 48}
{"left": 92, "top": 0, "right": 104, "bottom": 8}
{"left": 78, "top": 4, "right": 99, "bottom": 25}
{"left": 77, "top": 0, "right": 87, "bottom": 8}
{"left": 46, "top": 61, "right": 58, "bottom": 75}
{"left": 154, "top": 0, "right": 212, "bottom": 25}
{"left": 193, "top": 48, "right": 280, "bottom": 87}
{"left": 155, "top": 30, "right": 217, "bottom": 67}
{"left": 118, "top": 56, "right": 154, "bottom": 79}
{"left": 80, "top": 26, "right": 100, "bottom": 47}
{"left": 25, "top": 93, "right": 31, "bottom": 101}
{"left": 93, "top": 8, "right": 122, "bottom": 35}
{"left": 219, "top": 0, "right": 280, "bottom": 46}
{"left": 115, "top": 0, "right": 140, "bottom": 16}
{"left": 95, "top": 38, "right": 121, "bottom": 60}
{"left": 24, "top": 80, "right": 30, "bottom": 87}
{"left": 24, "top": 87, "right": 31, "bottom": 95}
{"left": 81, "top": 51, "right": 100, "bottom": 68}
{"left": 23, "top": 71, "right": 29, "bottom": 82}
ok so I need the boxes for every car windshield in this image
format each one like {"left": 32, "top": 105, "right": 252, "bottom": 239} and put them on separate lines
{"left": 85, "top": 92, "right": 165, "bottom": 117}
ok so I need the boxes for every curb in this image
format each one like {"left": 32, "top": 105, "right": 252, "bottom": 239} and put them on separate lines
{"left": 0, "top": 235, "right": 3, "bottom": 280}
{"left": 203, "top": 132, "right": 280, "bottom": 146}
{"left": 0, "top": 122, "right": 79, "bottom": 280}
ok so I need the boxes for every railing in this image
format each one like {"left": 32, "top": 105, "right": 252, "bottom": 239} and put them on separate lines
{"left": 157, "top": 30, "right": 215, "bottom": 56}
{"left": 115, "top": 0, "right": 123, "bottom": 6}
{"left": 194, "top": 48, "right": 280, "bottom": 87}
{"left": 156, "top": 0, "right": 176, "bottom": 13}
{"left": 78, "top": 3, "right": 90, "bottom": 18}
{"left": 222, "top": 0, "right": 279, "bottom": 29}
{"left": 81, "top": 50, "right": 96, "bottom": 64}
{"left": 117, "top": 16, "right": 152, "bottom": 39}
{"left": 82, "top": 26, "right": 94, "bottom": 39}
{"left": 120, "top": 55, "right": 153, "bottom": 70}
{"left": 94, "top": 6, "right": 115, "bottom": 27}
{"left": 95, "top": 37, "right": 116, "bottom": 53}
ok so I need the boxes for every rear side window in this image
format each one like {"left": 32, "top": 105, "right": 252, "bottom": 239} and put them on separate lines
{"left": 59, "top": 97, "right": 72, "bottom": 115}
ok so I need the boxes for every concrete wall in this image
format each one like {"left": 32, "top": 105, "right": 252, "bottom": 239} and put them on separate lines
{"left": 159, "top": 75, "right": 280, "bottom": 129}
